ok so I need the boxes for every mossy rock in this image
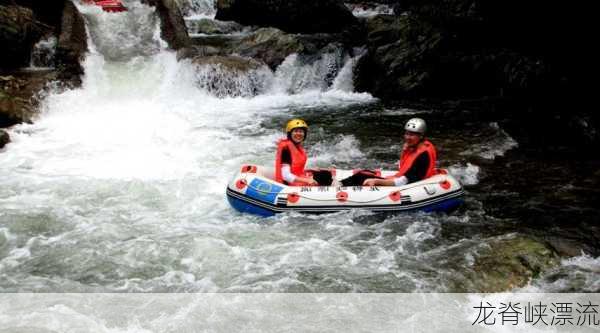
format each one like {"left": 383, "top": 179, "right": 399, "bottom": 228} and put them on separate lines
{"left": 469, "top": 234, "right": 559, "bottom": 292}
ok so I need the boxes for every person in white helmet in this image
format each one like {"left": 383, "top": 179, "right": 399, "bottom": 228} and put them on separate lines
{"left": 361, "top": 118, "right": 438, "bottom": 186}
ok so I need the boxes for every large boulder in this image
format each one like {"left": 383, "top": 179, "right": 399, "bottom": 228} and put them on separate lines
{"left": 0, "top": 5, "right": 50, "bottom": 69}
{"left": 464, "top": 235, "right": 559, "bottom": 292}
{"left": 141, "top": 0, "right": 190, "bottom": 50}
{"left": 215, "top": 0, "right": 360, "bottom": 34}
{"left": 189, "top": 27, "right": 344, "bottom": 70}
{"left": 55, "top": 0, "right": 87, "bottom": 85}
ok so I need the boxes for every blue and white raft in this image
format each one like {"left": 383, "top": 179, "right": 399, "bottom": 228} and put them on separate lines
{"left": 226, "top": 164, "right": 464, "bottom": 217}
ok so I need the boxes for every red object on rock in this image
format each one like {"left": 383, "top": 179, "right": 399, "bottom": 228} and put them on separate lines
{"left": 83, "top": 0, "right": 127, "bottom": 12}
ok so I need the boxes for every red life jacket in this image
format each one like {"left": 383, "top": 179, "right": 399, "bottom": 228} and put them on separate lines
{"left": 394, "top": 139, "right": 437, "bottom": 180}
{"left": 275, "top": 139, "right": 308, "bottom": 185}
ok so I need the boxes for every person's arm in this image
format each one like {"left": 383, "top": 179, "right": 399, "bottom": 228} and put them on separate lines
{"left": 363, "top": 152, "right": 430, "bottom": 186}
{"left": 281, "top": 165, "right": 297, "bottom": 183}
{"left": 363, "top": 177, "right": 397, "bottom": 186}
{"left": 280, "top": 148, "right": 317, "bottom": 185}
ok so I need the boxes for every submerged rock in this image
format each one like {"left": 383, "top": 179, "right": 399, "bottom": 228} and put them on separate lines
{"left": 215, "top": 0, "right": 359, "bottom": 34}
{"left": 467, "top": 234, "right": 559, "bottom": 292}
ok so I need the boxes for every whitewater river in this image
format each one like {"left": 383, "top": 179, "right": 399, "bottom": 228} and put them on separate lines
{"left": 1, "top": 0, "right": 599, "bottom": 298}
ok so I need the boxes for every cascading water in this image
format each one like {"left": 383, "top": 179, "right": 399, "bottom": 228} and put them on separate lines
{"left": 177, "top": 0, "right": 216, "bottom": 19}
{"left": 0, "top": 0, "right": 395, "bottom": 293}
{"left": 29, "top": 36, "right": 58, "bottom": 69}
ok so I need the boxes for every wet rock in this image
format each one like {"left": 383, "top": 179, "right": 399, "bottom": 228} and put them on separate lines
{"left": 2, "top": 0, "right": 66, "bottom": 27}
{"left": 141, "top": 0, "right": 191, "bottom": 50}
{"left": 0, "top": 70, "right": 58, "bottom": 126}
{"left": 191, "top": 55, "right": 264, "bottom": 72}
{"left": 215, "top": 0, "right": 359, "bottom": 34}
{"left": 354, "top": 14, "right": 442, "bottom": 99}
{"left": 176, "top": 45, "right": 221, "bottom": 60}
{"left": 0, "top": 5, "right": 51, "bottom": 69}
{"left": 231, "top": 28, "right": 307, "bottom": 69}
{"left": 190, "top": 27, "right": 345, "bottom": 70}
{"left": 468, "top": 235, "right": 559, "bottom": 292}
{"left": 188, "top": 18, "right": 243, "bottom": 35}
{"left": 0, "top": 128, "right": 9, "bottom": 148}
{"left": 55, "top": 1, "right": 87, "bottom": 86}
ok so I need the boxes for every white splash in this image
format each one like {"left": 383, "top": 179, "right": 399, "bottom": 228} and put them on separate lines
{"left": 347, "top": 3, "right": 394, "bottom": 17}
{"left": 29, "top": 36, "right": 57, "bottom": 69}
{"left": 448, "top": 163, "right": 480, "bottom": 186}
{"left": 460, "top": 122, "right": 518, "bottom": 159}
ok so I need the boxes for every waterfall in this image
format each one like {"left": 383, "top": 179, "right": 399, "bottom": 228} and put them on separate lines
{"left": 176, "top": 0, "right": 216, "bottom": 19}
{"left": 0, "top": 0, "right": 375, "bottom": 294}
{"left": 29, "top": 36, "right": 57, "bottom": 69}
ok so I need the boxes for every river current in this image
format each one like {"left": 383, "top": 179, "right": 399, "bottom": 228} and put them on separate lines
{"left": 0, "top": 0, "right": 598, "bottom": 295}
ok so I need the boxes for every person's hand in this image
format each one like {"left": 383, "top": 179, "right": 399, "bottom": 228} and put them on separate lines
{"left": 363, "top": 178, "right": 378, "bottom": 186}
{"left": 301, "top": 176, "right": 318, "bottom": 185}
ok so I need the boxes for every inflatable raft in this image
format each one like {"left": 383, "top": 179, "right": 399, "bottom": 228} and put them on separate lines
{"left": 226, "top": 165, "right": 464, "bottom": 217}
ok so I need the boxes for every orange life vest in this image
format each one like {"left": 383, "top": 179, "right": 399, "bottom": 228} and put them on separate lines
{"left": 394, "top": 139, "right": 437, "bottom": 180}
{"left": 275, "top": 139, "right": 308, "bottom": 185}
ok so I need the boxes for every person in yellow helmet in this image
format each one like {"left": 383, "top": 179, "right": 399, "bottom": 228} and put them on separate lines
{"left": 274, "top": 119, "right": 317, "bottom": 186}
{"left": 274, "top": 119, "right": 319, "bottom": 186}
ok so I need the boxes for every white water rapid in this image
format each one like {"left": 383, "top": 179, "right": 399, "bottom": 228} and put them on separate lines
{"left": 0, "top": 1, "right": 397, "bottom": 292}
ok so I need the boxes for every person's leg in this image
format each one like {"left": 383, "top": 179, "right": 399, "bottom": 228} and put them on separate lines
{"left": 340, "top": 170, "right": 383, "bottom": 186}
{"left": 311, "top": 170, "right": 333, "bottom": 186}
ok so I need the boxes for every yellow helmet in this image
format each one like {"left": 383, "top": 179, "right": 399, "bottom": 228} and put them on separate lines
{"left": 285, "top": 118, "right": 308, "bottom": 133}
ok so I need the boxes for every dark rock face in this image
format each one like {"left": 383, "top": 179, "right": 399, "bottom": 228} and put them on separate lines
{"left": 0, "top": 128, "right": 9, "bottom": 148}
{"left": 0, "top": 5, "right": 51, "bottom": 69}
{"left": 141, "top": 0, "right": 191, "bottom": 50}
{"left": 55, "top": 1, "right": 87, "bottom": 86}
{"left": 354, "top": 0, "right": 595, "bottom": 147}
{"left": 0, "top": 71, "right": 58, "bottom": 127}
{"left": 215, "top": 0, "right": 360, "bottom": 34}
{"left": 0, "top": 0, "right": 65, "bottom": 27}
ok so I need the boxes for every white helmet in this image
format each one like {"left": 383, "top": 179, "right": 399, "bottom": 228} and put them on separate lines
{"left": 404, "top": 118, "right": 426, "bottom": 134}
